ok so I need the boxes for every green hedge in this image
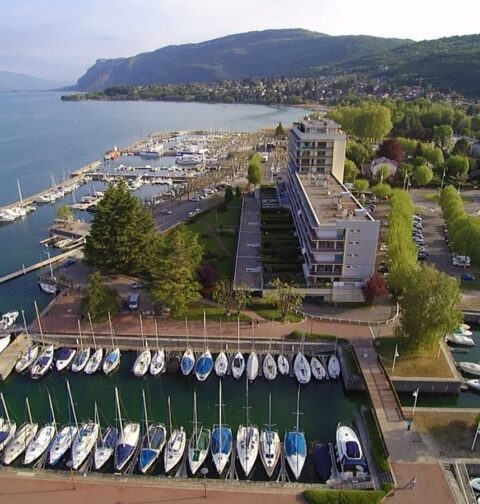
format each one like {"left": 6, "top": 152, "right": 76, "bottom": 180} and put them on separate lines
{"left": 304, "top": 489, "right": 386, "bottom": 504}
{"left": 364, "top": 410, "right": 390, "bottom": 473}
{"left": 287, "top": 330, "right": 338, "bottom": 341}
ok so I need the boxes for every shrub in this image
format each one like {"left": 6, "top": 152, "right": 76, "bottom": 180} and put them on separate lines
{"left": 303, "top": 489, "right": 386, "bottom": 504}
{"left": 287, "top": 330, "right": 337, "bottom": 341}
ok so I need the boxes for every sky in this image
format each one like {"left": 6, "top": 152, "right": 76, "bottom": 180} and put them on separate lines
{"left": 1, "top": 0, "right": 479, "bottom": 83}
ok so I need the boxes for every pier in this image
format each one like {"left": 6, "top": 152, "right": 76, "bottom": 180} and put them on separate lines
{"left": 0, "top": 333, "right": 28, "bottom": 380}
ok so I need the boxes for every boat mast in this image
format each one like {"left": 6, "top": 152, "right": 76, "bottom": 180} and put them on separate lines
{"left": 139, "top": 314, "right": 146, "bottom": 350}
{"left": 193, "top": 390, "right": 198, "bottom": 444}
{"left": 34, "top": 300, "right": 44, "bottom": 346}
{"left": 168, "top": 396, "right": 173, "bottom": 436}
{"left": 17, "top": 179, "right": 24, "bottom": 207}
{"left": 26, "top": 397, "right": 33, "bottom": 424}
{"left": 66, "top": 380, "right": 78, "bottom": 428}
{"left": 45, "top": 248, "right": 54, "bottom": 280}
{"left": 88, "top": 313, "right": 96, "bottom": 350}
{"left": 108, "top": 312, "right": 115, "bottom": 350}
{"left": 185, "top": 317, "right": 189, "bottom": 348}
{"left": 48, "top": 391, "right": 56, "bottom": 427}
{"left": 77, "top": 318, "right": 83, "bottom": 350}
{"left": 268, "top": 393, "right": 272, "bottom": 433}
{"left": 245, "top": 375, "right": 250, "bottom": 428}
{"left": 155, "top": 319, "right": 159, "bottom": 351}
{"left": 218, "top": 381, "right": 223, "bottom": 453}
{"left": 295, "top": 386, "right": 301, "bottom": 433}
{"left": 237, "top": 316, "right": 240, "bottom": 352}
{"left": 203, "top": 310, "right": 207, "bottom": 350}
{"left": 21, "top": 309, "right": 30, "bottom": 345}
{"left": 94, "top": 402, "right": 100, "bottom": 427}
{"left": 115, "top": 387, "right": 124, "bottom": 438}
{"left": 1, "top": 393, "right": 10, "bottom": 424}
{"left": 142, "top": 389, "right": 150, "bottom": 445}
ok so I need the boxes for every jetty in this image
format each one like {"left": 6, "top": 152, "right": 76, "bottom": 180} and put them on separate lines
{"left": 0, "top": 333, "right": 28, "bottom": 380}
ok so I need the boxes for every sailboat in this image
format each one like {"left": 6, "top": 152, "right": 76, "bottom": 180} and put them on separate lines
{"left": 181, "top": 318, "right": 195, "bottom": 375}
{"left": 3, "top": 398, "right": 36, "bottom": 465}
{"left": 150, "top": 319, "right": 165, "bottom": 376}
{"left": 259, "top": 394, "right": 280, "bottom": 478}
{"left": 37, "top": 248, "right": 57, "bottom": 294}
{"left": 310, "top": 356, "right": 326, "bottom": 380}
{"left": 30, "top": 345, "right": 54, "bottom": 379}
{"left": 138, "top": 389, "right": 165, "bottom": 474}
{"left": 56, "top": 347, "right": 76, "bottom": 371}
{"left": 188, "top": 390, "right": 211, "bottom": 475}
{"left": 195, "top": 311, "right": 213, "bottom": 381}
{"left": 215, "top": 349, "right": 228, "bottom": 378}
{"left": 211, "top": 380, "right": 232, "bottom": 476}
{"left": 103, "top": 312, "right": 121, "bottom": 375}
{"left": 232, "top": 318, "right": 245, "bottom": 380}
{"left": 24, "top": 392, "right": 57, "bottom": 465}
{"left": 71, "top": 319, "right": 91, "bottom": 373}
{"left": 49, "top": 380, "right": 79, "bottom": 466}
{"left": 71, "top": 403, "right": 100, "bottom": 471}
{"left": 247, "top": 349, "right": 259, "bottom": 382}
{"left": 163, "top": 396, "right": 186, "bottom": 474}
{"left": 15, "top": 310, "right": 39, "bottom": 374}
{"left": 85, "top": 314, "right": 103, "bottom": 375}
{"left": 294, "top": 334, "right": 311, "bottom": 384}
{"left": 0, "top": 394, "right": 16, "bottom": 452}
{"left": 114, "top": 388, "right": 140, "bottom": 472}
{"left": 284, "top": 386, "right": 307, "bottom": 481}
{"left": 133, "top": 315, "right": 151, "bottom": 377}
{"left": 94, "top": 399, "right": 118, "bottom": 470}
{"left": 277, "top": 338, "right": 290, "bottom": 376}
{"left": 237, "top": 377, "right": 259, "bottom": 478}
{"left": 262, "top": 352, "right": 277, "bottom": 381}
{"left": 328, "top": 354, "right": 341, "bottom": 379}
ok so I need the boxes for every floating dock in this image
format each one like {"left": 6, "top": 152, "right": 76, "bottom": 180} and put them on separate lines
{"left": 0, "top": 333, "right": 28, "bottom": 380}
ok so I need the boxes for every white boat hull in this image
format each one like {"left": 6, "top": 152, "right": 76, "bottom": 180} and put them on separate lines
{"left": 0, "top": 336, "right": 11, "bottom": 355}
{"left": 277, "top": 354, "right": 290, "bottom": 376}
{"left": 133, "top": 349, "right": 151, "bottom": 377}
{"left": 247, "top": 352, "right": 259, "bottom": 381}
{"left": 236, "top": 425, "right": 259, "bottom": 478}
{"left": 71, "top": 348, "right": 91, "bottom": 373}
{"left": 231, "top": 352, "right": 245, "bottom": 379}
{"left": 24, "top": 424, "right": 56, "bottom": 465}
{"left": 310, "top": 356, "right": 326, "bottom": 380}
{"left": 102, "top": 348, "right": 121, "bottom": 375}
{"left": 214, "top": 352, "right": 228, "bottom": 377}
{"left": 459, "top": 362, "right": 480, "bottom": 376}
{"left": 164, "top": 428, "right": 186, "bottom": 473}
{"left": 150, "top": 349, "right": 165, "bottom": 376}
{"left": 294, "top": 353, "right": 311, "bottom": 384}
{"left": 3, "top": 423, "right": 38, "bottom": 465}
{"left": 259, "top": 430, "right": 280, "bottom": 477}
{"left": 71, "top": 422, "right": 100, "bottom": 470}
{"left": 328, "top": 355, "right": 341, "bottom": 379}
{"left": 15, "top": 345, "right": 39, "bottom": 374}
{"left": 49, "top": 425, "right": 78, "bottom": 466}
{"left": 262, "top": 353, "right": 278, "bottom": 381}
{"left": 85, "top": 348, "right": 104, "bottom": 375}
{"left": 55, "top": 349, "right": 76, "bottom": 372}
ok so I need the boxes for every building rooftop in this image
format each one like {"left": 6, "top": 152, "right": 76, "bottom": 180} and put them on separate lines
{"left": 295, "top": 172, "right": 374, "bottom": 224}
{"left": 291, "top": 118, "right": 345, "bottom": 139}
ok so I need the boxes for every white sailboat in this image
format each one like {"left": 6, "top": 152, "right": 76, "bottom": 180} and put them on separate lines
{"left": 24, "top": 392, "right": 57, "bottom": 465}
{"left": 237, "top": 377, "right": 259, "bottom": 478}
{"left": 114, "top": 388, "right": 141, "bottom": 472}
{"left": 284, "top": 386, "right": 306, "bottom": 481}
{"left": 188, "top": 390, "right": 211, "bottom": 475}
{"left": 215, "top": 349, "right": 229, "bottom": 377}
{"left": 133, "top": 315, "right": 151, "bottom": 377}
{"left": 49, "top": 381, "right": 79, "bottom": 466}
{"left": 37, "top": 248, "right": 57, "bottom": 294}
{"left": 277, "top": 338, "right": 290, "bottom": 376}
{"left": 71, "top": 319, "right": 90, "bottom": 373}
{"left": 3, "top": 398, "right": 36, "bottom": 465}
{"left": 71, "top": 404, "right": 100, "bottom": 470}
{"left": 164, "top": 396, "right": 186, "bottom": 474}
{"left": 0, "top": 393, "right": 16, "bottom": 453}
{"left": 211, "top": 380, "right": 232, "bottom": 476}
{"left": 259, "top": 394, "right": 280, "bottom": 478}
{"left": 138, "top": 389, "right": 165, "bottom": 474}
{"left": 30, "top": 345, "right": 54, "bottom": 379}
{"left": 103, "top": 312, "right": 121, "bottom": 375}
{"left": 328, "top": 354, "right": 341, "bottom": 379}
{"left": 181, "top": 318, "right": 195, "bottom": 375}
{"left": 84, "top": 313, "right": 103, "bottom": 375}
{"left": 232, "top": 318, "right": 245, "bottom": 379}
{"left": 150, "top": 319, "right": 165, "bottom": 376}
{"left": 15, "top": 310, "right": 39, "bottom": 373}
{"left": 294, "top": 334, "right": 311, "bottom": 384}
{"left": 262, "top": 352, "right": 278, "bottom": 381}
{"left": 93, "top": 400, "right": 118, "bottom": 470}
{"left": 247, "top": 349, "right": 259, "bottom": 382}
{"left": 310, "top": 356, "right": 326, "bottom": 380}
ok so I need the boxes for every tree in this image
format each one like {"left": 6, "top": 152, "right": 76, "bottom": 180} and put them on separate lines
{"left": 346, "top": 140, "right": 373, "bottom": 168}
{"left": 353, "top": 178, "right": 369, "bottom": 193}
{"left": 376, "top": 138, "right": 404, "bottom": 163}
{"left": 149, "top": 226, "right": 203, "bottom": 317}
{"left": 275, "top": 121, "right": 284, "bottom": 136}
{"left": 197, "top": 261, "right": 218, "bottom": 290}
{"left": 247, "top": 160, "right": 263, "bottom": 188}
{"left": 84, "top": 181, "right": 155, "bottom": 275}
{"left": 446, "top": 155, "right": 470, "bottom": 178}
{"left": 433, "top": 125, "right": 453, "bottom": 150}
{"left": 81, "top": 272, "right": 120, "bottom": 323}
{"left": 352, "top": 104, "right": 393, "bottom": 141}
{"left": 413, "top": 165, "right": 433, "bottom": 186}
{"left": 343, "top": 159, "right": 359, "bottom": 183}
{"left": 375, "top": 165, "right": 392, "bottom": 182}
{"left": 398, "top": 265, "right": 462, "bottom": 351}
{"left": 56, "top": 205, "right": 74, "bottom": 221}
{"left": 234, "top": 283, "right": 253, "bottom": 314}
{"left": 371, "top": 182, "right": 393, "bottom": 200}
{"left": 224, "top": 185, "right": 234, "bottom": 203}
{"left": 212, "top": 278, "right": 235, "bottom": 315}
{"left": 235, "top": 186, "right": 242, "bottom": 198}
{"left": 452, "top": 138, "right": 471, "bottom": 157}
{"left": 265, "top": 278, "right": 304, "bottom": 321}
{"left": 363, "top": 274, "right": 388, "bottom": 304}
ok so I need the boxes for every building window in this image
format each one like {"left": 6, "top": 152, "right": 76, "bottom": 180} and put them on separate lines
{"left": 348, "top": 241, "right": 360, "bottom": 245}
{"left": 347, "top": 253, "right": 359, "bottom": 257}
{"left": 346, "top": 265, "right": 358, "bottom": 270}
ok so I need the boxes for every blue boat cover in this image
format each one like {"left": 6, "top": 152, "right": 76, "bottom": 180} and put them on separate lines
{"left": 211, "top": 426, "right": 232, "bottom": 455}
{"left": 285, "top": 431, "right": 306, "bottom": 457}
{"left": 102, "top": 428, "right": 118, "bottom": 449}
{"left": 115, "top": 443, "right": 134, "bottom": 468}
{"left": 57, "top": 347, "right": 73, "bottom": 359}
{"left": 138, "top": 448, "right": 156, "bottom": 470}
{"left": 181, "top": 356, "right": 194, "bottom": 373}
{"left": 0, "top": 431, "right": 9, "bottom": 444}
{"left": 195, "top": 354, "right": 213, "bottom": 375}
{"left": 105, "top": 351, "right": 119, "bottom": 364}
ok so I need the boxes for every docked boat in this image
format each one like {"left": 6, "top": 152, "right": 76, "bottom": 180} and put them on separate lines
{"left": 37, "top": 249, "right": 57, "bottom": 294}
{"left": 15, "top": 344, "right": 39, "bottom": 374}
{"left": 181, "top": 347, "right": 195, "bottom": 376}
{"left": 294, "top": 352, "right": 311, "bottom": 384}
{"left": 94, "top": 426, "right": 118, "bottom": 470}
{"left": 237, "top": 379, "right": 259, "bottom": 478}
{"left": 55, "top": 347, "right": 76, "bottom": 371}
{"left": 328, "top": 355, "right": 341, "bottom": 379}
{"left": 211, "top": 380, "right": 232, "bottom": 476}
{"left": 85, "top": 348, "right": 104, "bottom": 375}
{"left": 114, "top": 388, "right": 140, "bottom": 472}
{"left": 138, "top": 390, "right": 164, "bottom": 474}
{"left": 194, "top": 349, "right": 213, "bottom": 381}
{"left": 232, "top": 352, "right": 245, "bottom": 379}
{"left": 454, "top": 325, "right": 473, "bottom": 337}
{"left": 459, "top": 362, "right": 480, "bottom": 376}
{"left": 3, "top": 399, "right": 36, "bottom": 465}
{"left": 133, "top": 315, "right": 151, "bottom": 377}
{"left": 175, "top": 154, "right": 204, "bottom": 166}
{"left": 35, "top": 193, "right": 56, "bottom": 204}
{"left": 277, "top": 354, "right": 290, "bottom": 376}
{"left": 0, "top": 394, "right": 16, "bottom": 453}
{"left": 0, "top": 335, "right": 11, "bottom": 355}
{"left": 24, "top": 393, "right": 56, "bottom": 465}
{"left": 163, "top": 396, "right": 186, "bottom": 474}
{"left": 103, "top": 313, "right": 121, "bottom": 375}
{"left": 150, "top": 321, "right": 165, "bottom": 376}
{"left": 49, "top": 381, "right": 78, "bottom": 466}
{"left": 284, "top": 387, "right": 306, "bottom": 481}
{"left": 336, "top": 422, "right": 366, "bottom": 473}
{"left": 310, "top": 356, "right": 326, "bottom": 380}
{"left": 30, "top": 344, "right": 54, "bottom": 379}
{"left": 466, "top": 379, "right": 480, "bottom": 391}
{"left": 71, "top": 420, "right": 100, "bottom": 470}
{"left": 471, "top": 477, "right": 480, "bottom": 492}
{"left": 247, "top": 351, "right": 259, "bottom": 382}
{"left": 71, "top": 347, "right": 90, "bottom": 373}
{"left": 215, "top": 350, "right": 228, "bottom": 377}
{"left": 446, "top": 333, "right": 475, "bottom": 346}
{"left": 188, "top": 391, "right": 211, "bottom": 475}
{"left": 259, "top": 394, "right": 280, "bottom": 478}
{"left": 166, "top": 352, "right": 181, "bottom": 373}
{"left": 312, "top": 443, "right": 332, "bottom": 482}
{"left": 262, "top": 353, "right": 278, "bottom": 381}
{"left": 0, "top": 311, "right": 19, "bottom": 330}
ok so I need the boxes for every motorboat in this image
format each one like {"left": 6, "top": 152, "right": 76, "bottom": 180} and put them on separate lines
{"left": 211, "top": 381, "right": 232, "bottom": 476}
{"left": 166, "top": 352, "right": 180, "bottom": 373}
{"left": 0, "top": 394, "right": 16, "bottom": 453}
{"left": 103, "top": 348, "right": 121, "bottom": 375}
{"left": 181, "top": 347, "right": 195, "bottom": 376}
{"left": 446, "top": 333, "right": 475, "bottom": 346}
{"left": 336, "top": 423, "right": 367, "bottom": 473}
{"left": 150, "top": 348, "right": 166, "bottom": 376}
{"left": 85, "top": 348, "right": 104, "bottom": 375}
{"left": 71, "top": 421, "right": 100, "bottom": 470}
{"left": 194, "top": 349, "right": 213, "bottom": 381}
{"left": 94, "top": 426, "right": 118, "bottom": 470}
{"left": 0, "top": 335, "right": 11, "bottom": 355}
{"left": 277, "top": 354, "right": 290, "bottom": 376}
{"left": 0, "top": 311, "right": 19, "bottom": 330}
{"left": 328, "top": 355, "right": 341, "bottom": 379}
{"left": 114, "top": 388, "right": 140, "bottom": 472}
{"left": 466, "top": 379, "right": 480, "bottom": 391}
{"left": 310, "top": 356, "right": 326, "bottom": 380}
{"left": 262, "top": 353, "right": 277, "bottom": 381}
{"left": 237, "top": 379, "right": 259, "bottom": 478}
{"left": 24, "top": 393, "right": 56, "bottom": 465}
{"left": 247, "top": 351, "right": 259, "bottom": 381}
{"left": 471, "top": 477, "right": 480, "bottom": 492}
{"left": 312, "top": 443, "right": 332, "bottom": 481}
{"left": 284, "top": 387, "right": 306, "bottom": 481}
{"left": 188, "top": 391, "right": 211, "bottom": 475}
{"left": 259, "top": 394, "right": 280, "bottom": 478}
{"left": 454, "top": 325, "right": 473, "bottom": 337}
{"left": 71, "top": 347, "right": 91, "bottom": 373}
{"left": 215, "top": 351, "right": 228, "bottom": 377}
{"left": 15, "top": 344, "right": 39, "bottom": 374}
{"left": 294, "top": 352, "right": 311, "bottom": 384}
{"left": 55, "top": 347, "right": 76, "bottom": 371}
{"left": 30, "top": 345, "right": 54, "bottom": 379}
{"left": 133, "top": 348, "right": 151, "bottom": 377}
{"left": 35, "top": 193, "right": 56, "bottom": 204}
{"left": 163, "top": 396, "right": 186, "bottom": 474}
{"left": 459, "top": 362, "right": 480, "bottom": 376}
{"left": 231, "top": 351, "right": 245, "bottom": 379}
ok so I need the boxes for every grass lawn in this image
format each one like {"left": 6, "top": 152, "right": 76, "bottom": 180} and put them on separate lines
{"left": 286, "top": 330, "right": 338, "bottom": 342}
{"left": 375, "top": 336, "right": 454, "bottom": 378}
{"left": 249, "top": 300, "right": 304, "bottom": 323}
{"left": 303, "top": 489, "right": 386, "bottom": 504}
{"left": 172, "top": 301, "right": 250, "bottom": 322}
{"left": 344, "top": 346, "right": 360, "bottom": 375}
{"left": 424, "top": 192, "right": 473, "bottom": 204}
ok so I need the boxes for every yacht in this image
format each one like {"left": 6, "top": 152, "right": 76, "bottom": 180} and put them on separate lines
{"left": 259, "top": 394, "right": 280, "bottom": 478}
{"left": 211, "top": 380, "right": 232, "bottom": 476}
{"left": 55, "top": 347, "right": 76, "bottom": 371}
{"left": 0, "top": 311, "right": 19, "bottom": 330}
{"left": 284, "top": 387, "right": 306, "bottom": 481}
{"left": 336, "top": 423, "right": 366, "bottom": 474}
{"left": 30, "top": 344, "right": 54, "bottom": 379}
{"left": 262, "top": 353, "right": 277, "bottom": 381}
{"left": 312, "top": 443, "right": 332, "bottom": 482}
{"left": 237, "top": 378, "right": 259, "bottom": 478}
{"left": 150, "top": 321, "right": 165, "bottom": 376}
{"left": 181, "top": 347, "right": 195, "bottom": 376}
{"left": 458, "top": 362, "right": 480, "bottom": 375}
{"left": 85, "top": 347, "right": 103, "bottom": 375}
{"left": 232, "top": 351, "right": 245, "bottom": 379}
{"left": 214, "top": 350, "right": 228, "bottom": 377}
{"left": 310, "top": 356, "right": 326, "bottom": 380}
{"left": 188, "top": 391, "right": 210, "bottom": 475}
{"left": 94, "top": 426, "right": 118, "bottom": 470}
{"left": 3, "top": 399, "right": 36, "bottom": 465}
{"left": 328, "top": 355, "right": 341, "bottom": 379}
{"left": 71, "top": 420, "right": 100, "bottom": 470}
{"left": 294, "top": 352, "right": 311, "bottom": 384}
{"left": 0, "top": 394, "right": 16, "bottom": 453}
{"left": 15, "top": 344, "right": 39, "bottom": 374}
{"left": 163, "top": 396, "right": 186, "bottom": 474}
{"left": 247, "top": 351, "right": 259, "bottom": 382}
{"left": 24, "top": 393, "right": 56, "bottom": 465}
{"left": 103, "top": 313, "right": 121, "bottom": 375}
{"left": 37, "top": 249, "right": 57, "bottom": 294}
{"left": 446, "top": 333, "right": 475, "bottom": 346}
{"left": 133, "top": 315, "right": 151, "bottom": 377}
{"left": 277, "top": 353, "right": 290, "bottom": 376}
{"left": 114, "top": 388, "right": 140, "bottom": 472}
{"left": 194, "top": 349, "right": 213, "bottom": 381}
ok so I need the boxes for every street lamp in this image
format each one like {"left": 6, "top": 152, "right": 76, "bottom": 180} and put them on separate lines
{"left": 200, "top": 467, "right": 209, "bottom": 498}
{"left": 407, "top": 388, "right": 420, "bottom": 431}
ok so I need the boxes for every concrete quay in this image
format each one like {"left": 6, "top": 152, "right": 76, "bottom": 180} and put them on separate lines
{"left": 0, "top": 333, "right": 28, "bottom": 380}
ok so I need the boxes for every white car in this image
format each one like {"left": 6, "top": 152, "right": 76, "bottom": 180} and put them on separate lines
{"left": 189, "top": 196, "right": 200, "bottom": 202}
{"left": 452, "top": 255, "right": 471, "bottom": 267}
{"left": 161, "top": 209, "right": 172, "bottom": 215}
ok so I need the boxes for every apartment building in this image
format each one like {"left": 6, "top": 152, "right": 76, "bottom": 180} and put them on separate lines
{"left": 286, "top": 118, "right": 379, "bottom": 302}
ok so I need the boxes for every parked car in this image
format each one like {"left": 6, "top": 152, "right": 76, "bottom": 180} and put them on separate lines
{"left": 461, "top": 273, "right": 476, "bottom": 282}
{"left": 189, "top": 196, "right": 200, "bottom": 202}
{"left": 417, "top": 252, "right": 429, "bottom": 261}
{"left": 452, "top": 257, "right": 471, "bottom": 267}
{"left": 161, "top": 209, "right": 172, "bottom": 215}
